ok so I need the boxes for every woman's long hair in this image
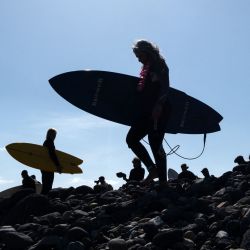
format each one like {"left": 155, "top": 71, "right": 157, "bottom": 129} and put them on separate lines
{"left": 132, "top": 39, "right": 167, "bottom": 70}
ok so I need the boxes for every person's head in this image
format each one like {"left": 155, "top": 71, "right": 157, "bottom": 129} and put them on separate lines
{"left": 181, "top": 163, "right": 189, "bottom": 172}
{"left": 46, "top": 128, "right": 57, "bottom": 141}
{"left": 132, "top": 39, "right": 165, "bottom": 66}
{"left": 21, "top": 170, "right": 28, "bottom": 178}
{"left": 201, "top": 168, "right": 210, "bottom": 178}
{"left": 31, "top": 175, "right": 36, "bottom": 180}
{"left": 98, "top": 176, "right": 105, "bottom": 184}
{"left": 132, "top": 157, "right": 141, "bottom": 168}
{"left": 234, "top": 155, "right": 245, "bottom": 165}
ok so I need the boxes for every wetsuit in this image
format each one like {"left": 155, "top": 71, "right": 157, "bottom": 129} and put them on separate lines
{"left": 41, "top": 138, "right": 60, "bottom": 194}
{"left": 126, "top": 63, "right": 170, "bottom": 182}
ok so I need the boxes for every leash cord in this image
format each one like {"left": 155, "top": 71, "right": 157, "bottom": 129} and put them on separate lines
{"left": 143, "top": 133, "right": 207, "bottom": 160}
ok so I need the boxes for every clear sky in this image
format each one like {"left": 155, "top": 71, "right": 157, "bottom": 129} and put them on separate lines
{"left": 0, "top": 0, "right": 249, "bottom": 191}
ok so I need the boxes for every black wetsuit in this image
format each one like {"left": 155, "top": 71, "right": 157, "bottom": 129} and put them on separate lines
{"left": 41, "top": 138, "right": 59, "bottom": 195}
{"left": 126, "top": 63, "right": 170, "bottom": 182}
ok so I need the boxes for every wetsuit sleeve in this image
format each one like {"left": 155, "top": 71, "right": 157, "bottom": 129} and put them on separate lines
{"left": 150, "top": 65, "right": 170, "bottom": 105}
{"left": 157, "top": 66, "right": 170, "bottom": 104}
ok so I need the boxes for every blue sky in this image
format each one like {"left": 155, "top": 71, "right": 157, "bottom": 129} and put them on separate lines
{"left": 0, "top": 0, "right": 249, "bottom": 191}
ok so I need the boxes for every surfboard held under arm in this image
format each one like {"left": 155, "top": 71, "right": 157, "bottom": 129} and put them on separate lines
{"left": 6, "top": 143, "right": 83, "bottom": 174}
{"left": 49, "top": 70, "right": 223, "bottom": 134}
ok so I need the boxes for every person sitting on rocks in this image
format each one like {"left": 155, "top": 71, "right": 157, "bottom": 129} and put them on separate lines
{"left": 234, "top": 155, "right": 248, "bottom": 165}
{"left": 116, "top": 157, "right": 145, "bottom": 183}
{"left": 201, "top": 167, "right": 211, "bottom": 178}
{"left": 177, "top": 164, "right": 197, "bottom": 183}
{"left": 178, "top": 163, "right": 197, "bottom": 181}
{"left": 94, "top": 176, "right": 113, "bottom": 193}
{"left": 31, "top": 174, "right": 41, "bottom": 184}
{"left": 233, "top": 155, "right": 250, "bottom": 174}
{"left": 21, "top": 170, "right": 36, "bottom": 190}
{"left": 201, "top": 167, "right": 217, "bottom": 182}
{"left": 188, "top": 168, "right": 218, "bottom": 197}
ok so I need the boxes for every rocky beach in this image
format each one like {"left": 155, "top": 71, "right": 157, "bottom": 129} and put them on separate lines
{"left": 1, "top": 163, "right": 250, "bottom": 250}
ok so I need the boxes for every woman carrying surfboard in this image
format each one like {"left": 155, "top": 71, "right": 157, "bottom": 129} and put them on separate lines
{"left": 126, "top": 39, "right": 170, "bottom": 185}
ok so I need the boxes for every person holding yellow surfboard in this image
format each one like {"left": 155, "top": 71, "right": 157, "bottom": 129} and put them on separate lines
{"left": 41, "top": 128, "right": 62, "bottom": 194}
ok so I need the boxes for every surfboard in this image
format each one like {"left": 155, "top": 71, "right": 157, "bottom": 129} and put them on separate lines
{"left": 0, "top": 183, "right": 42, "bottom": 199}
{"left": 168, "top": 168, "right": 179, "bottom": 180}
{"left": 6, "top": 143, "right": 83, "bottom": 174}
{"left": 49, "top": 70, "right": 223, "bottom": 134}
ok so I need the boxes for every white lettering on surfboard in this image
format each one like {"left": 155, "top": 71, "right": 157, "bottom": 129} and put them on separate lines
{"left": 180, "top": 100, "right": 190, "bottom": 128}
{"left": 92, "top": 78, "right": 103, "bottom": 107}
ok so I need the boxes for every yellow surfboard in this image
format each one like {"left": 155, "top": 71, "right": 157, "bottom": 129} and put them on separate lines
{"left": 6, "top": 143, "right": 83, "bottom": 174}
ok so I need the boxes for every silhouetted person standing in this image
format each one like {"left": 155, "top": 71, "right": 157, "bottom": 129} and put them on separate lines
{"left": 21, "top": 170, "right": 36, "bottom": 190}
{"left": 41, "top": 128, "right": 61, "bottom": 195}
{"left": 126, "top": 40, "right": 170, "bottom": 185}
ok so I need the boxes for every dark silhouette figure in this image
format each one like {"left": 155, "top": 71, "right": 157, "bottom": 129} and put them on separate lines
{"left": 126, "top": 40, "right": 170, "bottom": 185}
{"left": 234, "top": 155, "right": 247, "bottom": 165}
{"left": 201, "top": 167, "right": 211, "bottom": 178}
{"left": 116, "top": 157, "right": 145, "bottom": 182}
{"left": 177, "top": 164, "right": 197, "bottom": 182}
{"left": 21, "top": 170, "right": 36, "bottom": 190}
{"left": 233, "top": 155, "right": 250, "bottom": 174}
{"left": 128, "top": 157, "right": 145, "bottom": 181}
{"left": 201, "top": 167, "right": 217, "bottom": 182}
{"left": 94, "top": 176, "right": 113, "bottom": 193}
{"left": 41, "top": 128, "right": 61, "bottom": 195}
{"left": 188, "top": 167, "right": 218, "bottom": 197}
{"left": 31, "top": 175, "right": 41, "bottom": 184}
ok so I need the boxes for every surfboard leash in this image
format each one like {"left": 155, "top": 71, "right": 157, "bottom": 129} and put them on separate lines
{"left": 142, "top": 133, "right": 207, "bottom": 160}
{"left": 163, "top": 133, "right": 207, "bottom": 160}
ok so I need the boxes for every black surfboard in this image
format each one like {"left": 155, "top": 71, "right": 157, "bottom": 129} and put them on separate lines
{"left": 49, "top": 70, "right": 223, "bottom": 134}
